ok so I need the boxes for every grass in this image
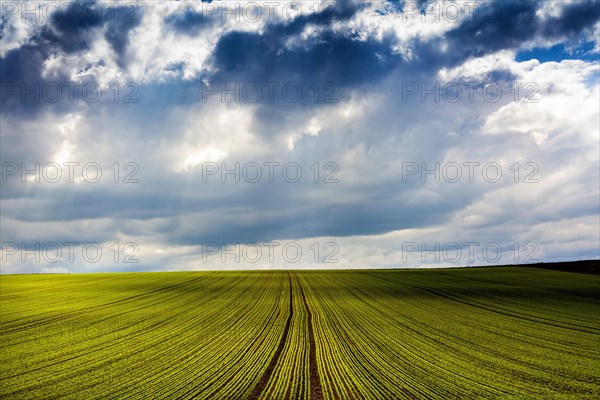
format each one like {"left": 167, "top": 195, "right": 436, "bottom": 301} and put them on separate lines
{"left": 1, "top": 266, "right": 599, "bottom": 399}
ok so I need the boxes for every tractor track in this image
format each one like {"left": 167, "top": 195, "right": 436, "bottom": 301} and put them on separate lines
{"left": 297, "top": 277, "right": 323, "bottom": 400}
{"left": 248, "top": 273, "right": 294, "bottom": 399}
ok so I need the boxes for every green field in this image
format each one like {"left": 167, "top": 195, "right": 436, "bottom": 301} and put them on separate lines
{"left": 1, "top": 267, "right": 599, "bottom": 399}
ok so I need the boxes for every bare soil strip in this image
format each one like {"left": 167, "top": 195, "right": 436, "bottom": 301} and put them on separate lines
{"left": 297, "top": 278, "right": 324, "bottom": 400}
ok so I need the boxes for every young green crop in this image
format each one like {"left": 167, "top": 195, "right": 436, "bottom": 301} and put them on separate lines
{"left": 1, "top": 267, "right": 599, "bottom": 399}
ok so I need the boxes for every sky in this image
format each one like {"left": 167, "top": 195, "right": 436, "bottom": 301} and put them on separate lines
{"left": 0, "top": 0, "right": 599, "bottom": 273}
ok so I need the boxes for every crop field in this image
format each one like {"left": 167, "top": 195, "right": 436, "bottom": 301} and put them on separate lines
{"left": 1, "top": 266, "right": 599, "bottom": 399}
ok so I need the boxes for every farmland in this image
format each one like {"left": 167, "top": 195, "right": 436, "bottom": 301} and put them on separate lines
{"left": 1, "top": 266, "right": 599, "bottom": 399}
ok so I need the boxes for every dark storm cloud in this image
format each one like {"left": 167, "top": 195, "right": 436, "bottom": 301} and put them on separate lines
{"left": 43, "top": 1, "right": 104, "bottom": 53}
{"left": 213, "top": 30, "right": 397, "bottom": 86}
{"left": 438, "top": 1, "right": 599, "bottom": 67}
{"left": 0, "top": 1, "right": 142, "bottom": 113}
{"left": 0, "top": 44, "right": 60, "bottom": 115}
{"left": 541, "top": 0, "right": 600, "bottom": 38}
{"left": 0, "top": 154, "right": 472, "bottom": 245}
{"left": 0, "top": 44, "right": 49, "bottom": 83}
{"left": 444, "top": 2, "right": 539, "bottom": 57}
{"left": 0, "top": 13, "right": 8, "bottom": 40}
{"left": 104, "top": 3, "right": 142, "bottom": 65}
{"left": 43, "top": 1, "right": 142, "bottom": 54}
{"left": 270, "top": 0, "right": 363, "bottom": 35}
{"left": 208, "top": 2, "right": 397, "bottom": 110}
{"left": 164, "top": 8, "right": 210, "bottom": 36}
{"left": 167, "top": 194, "right": 459, "bottom": 245}
{"left": 208, "top": 0, "right": 600, "bottom": 103}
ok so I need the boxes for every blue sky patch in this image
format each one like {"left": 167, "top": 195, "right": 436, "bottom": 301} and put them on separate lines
{"left": 516, "top": 41, "right": 599, "bottom": 63}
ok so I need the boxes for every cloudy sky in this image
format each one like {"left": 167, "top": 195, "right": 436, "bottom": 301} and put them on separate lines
{"left": 1, "top": 0, "right": 599, "bottom": 273}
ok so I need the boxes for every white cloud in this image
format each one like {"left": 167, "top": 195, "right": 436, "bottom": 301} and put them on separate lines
{"left": 40, "top": 266, "right": 70, "bottom": 274}
{"left": 482, "top": 60, "right": 599, "bottom": 147}
{"left": 1, "top": 1, "right": 598, "bottom": 273}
